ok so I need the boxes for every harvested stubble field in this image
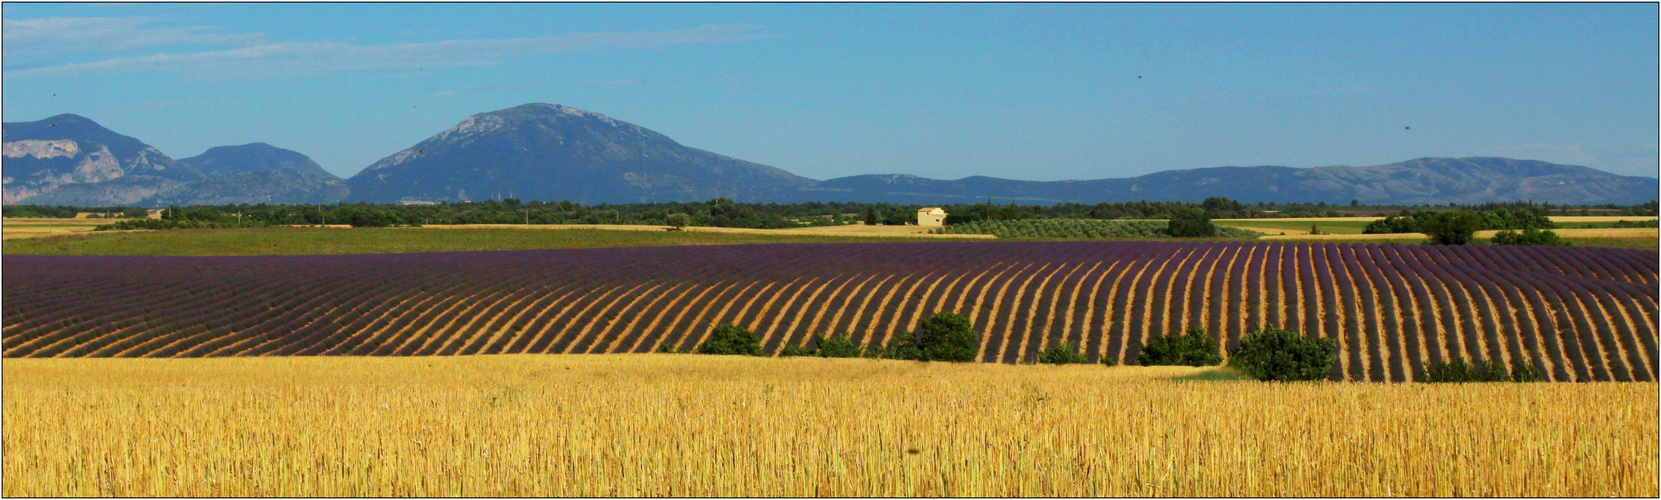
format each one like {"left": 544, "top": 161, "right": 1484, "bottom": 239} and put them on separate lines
{"left": 3, "top": 355, "right": 1654, "bottom": 497}
{"left": 5, "top": 241, "right": 1655, "bottom": 382}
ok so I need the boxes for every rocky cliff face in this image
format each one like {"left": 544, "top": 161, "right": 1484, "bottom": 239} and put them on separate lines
{"left": 2, "top": 114, "right": 204, "bottom": 205}
{"left": 3, "top": 115, "right": 347, "bottom": 206}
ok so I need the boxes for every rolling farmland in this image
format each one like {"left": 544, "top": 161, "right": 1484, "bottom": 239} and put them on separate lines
{"left": 4, "top": 241, "right": 1656, "bottom": 382}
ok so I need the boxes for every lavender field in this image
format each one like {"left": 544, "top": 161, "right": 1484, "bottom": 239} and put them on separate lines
{"left": 4, "top": 241, "right": 1655, "bottom": 382}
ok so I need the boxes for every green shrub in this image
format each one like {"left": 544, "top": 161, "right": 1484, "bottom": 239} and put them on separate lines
{"left": 1136, "top": 326, "right": 1223, "bottom": 366}
{"left": 778, "top": 344, "right": 815, "bottom": 357}
{"left": 1227, "top": 326, "right": 1338, "bottom": 381}
{"left": 654, "top": 343, "right": 686, "bottom": 354}
{"left": 1100, "top": 355, "right": 1118, "bottom": 367}
{"left": 1038, "top": 341, "right": 1089, "bottom": 365}
{"left": 1490, "top": 228, "right": 1572, "bottom": 246}
{"left": 1363, "top": 215, "right": 1419, "bottom": 234}
{"left": 1421, "top": 211, "right": 1482, "bottom": 245}
{"left": 1423, "top": 356, "right": 1548, "bottom": 382}
{"left": 882, "top": 312, "right": 979, "bottom": 362}
{"left": 696, "top": 323, "right": 764, "bottom": 356}
{"left": 815, "top": 334, "right": 863, "bottom": 358}
{"left": 936, "top": 219, "right": 1259, "bottom": 239}
{"left": 1166, "top": 209, "right": 1218, "bottom": 238}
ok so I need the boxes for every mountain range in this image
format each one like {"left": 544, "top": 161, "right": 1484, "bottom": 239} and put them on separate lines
{"left": 4, "top": 104, "right": 1655, "bottom": 207}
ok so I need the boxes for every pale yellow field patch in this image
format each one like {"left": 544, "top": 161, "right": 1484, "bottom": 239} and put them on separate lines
{"left": 1, "top": 218, "right": 110, "bottom": 240}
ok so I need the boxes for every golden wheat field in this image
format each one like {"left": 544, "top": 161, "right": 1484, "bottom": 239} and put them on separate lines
{"left": 3, "top": 355, "right": 1655, "bottom": 497}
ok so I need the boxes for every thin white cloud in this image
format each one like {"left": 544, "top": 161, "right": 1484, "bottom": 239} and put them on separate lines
{"left": 7, "top": 24, "right": 776, "bottom": 80}
{"left": 2, "top": 16, "right": 264, "bottom": 57}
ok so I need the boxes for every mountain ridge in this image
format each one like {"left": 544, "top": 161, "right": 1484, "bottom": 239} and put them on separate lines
{"left": 4, "top": 106, "right": 1656, "bottom": 206}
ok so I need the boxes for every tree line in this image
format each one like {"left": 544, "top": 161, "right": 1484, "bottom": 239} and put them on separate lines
{"left": 2, "top": 197, "right": 1645, "bottom": 230}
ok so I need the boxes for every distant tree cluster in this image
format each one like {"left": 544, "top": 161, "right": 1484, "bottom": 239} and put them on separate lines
{"left": 1364, "top": 206, "right": 1561, "bottom": 245}
{"left": 19, "top": 197, "right": 1654, "bottom": 232}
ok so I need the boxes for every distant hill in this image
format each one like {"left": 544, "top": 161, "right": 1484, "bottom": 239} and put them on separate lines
{"left": 180, "top": 143, "right": 338, "bottom": 180}
{"left": 346, "top": 103, "right": 814, "bottom": 204}
{"left": 2, "top": 115, "right": 347, "bottom": 206}
{"left": 810, "top": 157, "right": 1660, "bottom": 205}
{"left": 6, "top": 107, "right": 1655, "bottom": 207}
{"left": 349, "top": 103, "right": 1655, "bottom": 206}
{"left": 2, "top": 114, "right": 204, "bottom": 205}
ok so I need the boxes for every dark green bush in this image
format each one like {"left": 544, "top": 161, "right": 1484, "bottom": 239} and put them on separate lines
{"left": 778, "top": 344, "right": 815, "bottom": 357}
{"left": 882, "top": 312, "right": 979, "bottom": 362}
{"left": 1038, "top": 341, "right": 1089, "bottom": 365}
{"left": 1420, "top": 211, "right": 1482, "bottom": 245}
{"left": 654, "top": 343, "right": 686, "bottom": 354}
{"left": 1490, "top": 228, "right": 1572, "bottom": 246}
{"left": 815, "top": 334, "right": 863, "bottom": 358}
{"left": 1136, "top": 326, "right": 1223, "bottom": 366}
{"left": 1423, "top": 356, "right": 1548, "bottom": 382}
{"left": 1227, "top": 326, "right": 1338, "bottom": 381}
{"left": 696, "top": 323, "right": 764, "bottom": 356}
{"left": 1363, "top": 215, "right": 1419, "bottom": 234}
{"left": 1166, "top": 209, "right": 1218, "bottom": 238}
{"left": 1100, "top": 355, "right": 1118, "bottom": 367}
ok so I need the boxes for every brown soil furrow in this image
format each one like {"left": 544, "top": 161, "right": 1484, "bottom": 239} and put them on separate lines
{"left": 1401, "top": 250, "right": 1462, "bottom": 363}
{"left": 1206, "top": 244, "right": 1243, "bottom": 351}
{"left": 1242, "top": 242, "right": 1262, "bottom": 340}
{"left": 1136, "top": 247, "right": 1194, "bottom": 353}
{"left": 823, "top": 274, "right": 891, "bottom": 344}
{"left": 843, "top": 272, "right": 910, "bottom": 347}
{"left": 1359, "top": 247, "right": 1399, "bottom": 382}
{"left": 1175, "top": 245, "right": 1215, "bottom": 335}
{"left": 1079, "top": 259, "right": 1123, "bottom": 363}
{"left": 969, "top": 262, "right": 1033, "bottom": 361}
{"left": 1578, "top": 285, "right": 1645, "bottom": 380}
{"left": 545, "top": 282, "right": 652, "bottom": 354}
{"left": 1555, "top": 283, "right": 1619, "bottom": 380}
{"left": 701, "top": 279, "right": 780, "bottom": 344}
{"left": 607, "top": 281, "right": 696, "bottom": 353}
{"left": 574, "top": 282, "right": 669, "bottom": 354}
{"left": 679, "top": 280, "right": 767, "bottom": 353}
{"left": 1198, "top": 244, "right": 1233, "bottom": 338}
{"left": 769, "top": 273, "right": 851, "bottom": 352}
{"left": 747, "top": 276, "right": 816, "bottom": 350}
{"left": 504, "top": 284, "right": 598, "bottom": 354}
{"left": 106, "top": 275, "right": 334, "bottom": 358}
{"left": 472, "top": 285, "right": 566, "bottom": 354}
{"left": 651, "top": 281, "right": 741, "bottom": 353}
{"left": 1314, "top": 244, "right": 1350, "bottom": 380}
{"left": 989, "top": 262, "right": 1055, "bottom": 363}
{"left": 392, "top": 286, "right": 510, "bottom": 356}
{"left": 1485, "top": 271, "right": 1557, "bottom": 381}
{"left": 1109, "top": 256, "right": 1159, "bottom": 363}
{"left": 1440, "top": 272, "right": 1495, "bottom": 367}
{"left": 870, "top": 270, "right": 944, "bottom": 349}
{"left": 1057, "top": 259, "right": 1107, "bottom": 353}
{"left": 521, "top": 285, "right": 619, "bottom": 354}
{"left": 628, "top": 281, "right": 718, "bottom": 353}
{"left": 1023, "top": 258, "right": 1093, "bottom": 361}
{"left": 256, "top": 277, "right": 467, "bottom": 357}
{"left": 1006, "top": 261, "right": 1073, "bottom": 363}
{"left": 902, "top": 266, "right": 968, "bottom": 334}
{"left": 426, "top": 282, "right": 539, "bottom": 355}
{"left": 799, "top": 274, "right": 874, "bottom": 341}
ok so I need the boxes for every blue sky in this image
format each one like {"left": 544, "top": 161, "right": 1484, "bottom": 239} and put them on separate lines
{"left": 4, "top": 3, "right": 1657, "bottom": 180}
